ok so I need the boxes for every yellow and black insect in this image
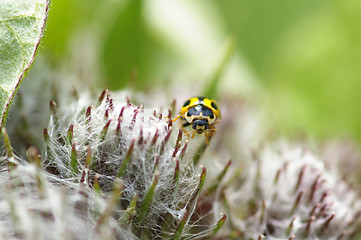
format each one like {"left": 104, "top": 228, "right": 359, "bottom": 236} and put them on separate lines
{"left": 173, "top": 96, "right": 221, "bottom": 144}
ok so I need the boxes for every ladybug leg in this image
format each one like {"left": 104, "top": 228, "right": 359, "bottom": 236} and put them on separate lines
{"left": 204, "top": 131, "right": 213, "bottom": 145}
{"left": 181, "top": 122, "right": 191, "bottom": 139}
{"left": 204, "top": 125, "right": 217, "bottom": 145}
{"left": 172, "top": 114, "right": 182, "bottom": 122}
{"left": 191, "top": 130, "right": 196, "bottom": 139}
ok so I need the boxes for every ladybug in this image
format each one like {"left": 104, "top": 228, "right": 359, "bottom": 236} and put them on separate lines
{"left": 173, "top": 97, "right": 221, "bottom": 144}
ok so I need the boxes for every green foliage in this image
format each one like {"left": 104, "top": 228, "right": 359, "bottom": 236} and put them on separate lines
{"left": 211, "top": 0, "right": 330, "bottom": 74}
{"left": 265, "top": 1, "right": 361, "bottom": 141}
{"left": 102, "top": 0, "right": 145, "bottom": 90}
{"left": 0, "top": 0, "right": 49, "bottom": 126}
{"left": 212, "top": 0, "right": 361, "bottom": 142}
{"left": 101, "top": 0, "right": 167, "bottom": 91}
{"left": 42, "top": 0, "right": 102, "bottom": 58}
{"left": 9, "top": 0, "right": 361, "bottom": 143}
{"left": 203, "top": 37, "right": 235, "bottom": 99}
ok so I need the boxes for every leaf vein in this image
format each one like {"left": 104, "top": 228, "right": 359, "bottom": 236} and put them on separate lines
{"left": 3, "top": 23, "right": 27, "bottom": 63}
{"left": 0, "top": 15, "right": 36, "bottom": 23}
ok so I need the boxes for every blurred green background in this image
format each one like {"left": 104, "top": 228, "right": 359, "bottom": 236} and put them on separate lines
{"left": 40, "top": 0, "right": 361, "bottom": 143}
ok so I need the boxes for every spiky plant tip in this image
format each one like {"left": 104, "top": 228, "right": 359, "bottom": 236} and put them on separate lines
{"left": 26, "top": 146, "right": 42, "bottom": 167}
{"left": 1, "top": 127, "right": 20, "bottom": 170}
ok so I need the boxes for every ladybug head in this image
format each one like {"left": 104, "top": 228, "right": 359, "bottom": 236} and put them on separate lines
{"left": 192, "top": 119, "right": 209, "bottom": 133}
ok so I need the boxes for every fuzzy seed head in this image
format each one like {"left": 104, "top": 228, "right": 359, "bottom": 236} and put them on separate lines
{"left": 226, "top": 143, "right": 361, "bottom": 240}
{"left": 43, "top": 90, "right": 203, "bottom": 237}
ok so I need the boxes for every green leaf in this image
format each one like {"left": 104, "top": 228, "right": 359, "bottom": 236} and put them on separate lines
{"left": 203, "top": 37, "right": 236, "bottom": 99}
{"left": 0, "top": 0, "right": 49, "bottom": 126}
{"left": 101, "top": 0, "right": 145, "bottom": 90}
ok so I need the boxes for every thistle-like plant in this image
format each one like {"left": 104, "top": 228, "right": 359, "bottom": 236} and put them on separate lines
{"left": 223, "top": 143, "right": 361, "bottom": 240}
{"left": 40, "top": 89, "right": 226, "bottom": 239}
{"left": 3, "top": 86, "right": 361, "bottom": 240}
{"left": 0, "top": 129, "right": 133, "bottom": 240}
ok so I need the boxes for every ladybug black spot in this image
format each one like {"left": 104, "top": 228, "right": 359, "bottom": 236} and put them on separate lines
{"left": 211, "top": 101, "right": 218, "bottom": 110}
{"left": 183, "top": 99, "right": 191, "bottom": 107}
